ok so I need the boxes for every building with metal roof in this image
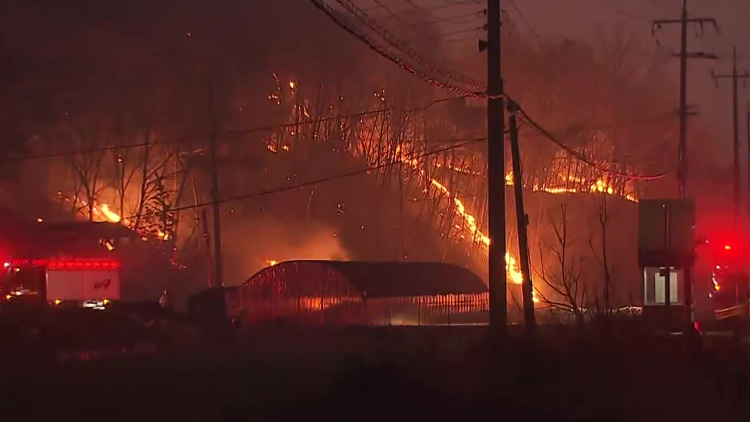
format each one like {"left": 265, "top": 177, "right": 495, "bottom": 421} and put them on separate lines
{"left": 241, "top": 260, "right": 488, "bottom": 325}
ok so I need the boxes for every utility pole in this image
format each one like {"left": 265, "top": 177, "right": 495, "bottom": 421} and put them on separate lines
{"left": 651, "top": 0, "right": 718, "bottom": 332}
{"left": 508, "top": 101, "right": 535, "bottom": 334}
{"left": 652, "top": 0, "right": 718, "bottom": 198}
{"left": 747, "top": 105, "right": 750, "bottom": 220}
{"left": 712, "top": 47, "right": 750, "bottom": 223}
{"left": 208, "top": 73, "right": 224, "bottom": 288}
{"left": 482, "top": 0, "right": 507, "bottom": 335}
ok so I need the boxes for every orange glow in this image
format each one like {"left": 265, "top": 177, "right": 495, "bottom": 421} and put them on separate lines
{"left": 267, "top": 259, "right": 278, "bottom": 266}
{"left": 724, "top": 245, "right": 732, "bottom": 251}
{"left": 37, "top": 217, "right": 43, "bottom": 223}
{"left": 54, "top": 299, "right": 62, "bottom": 305}
{"left": 261, "top": 84, "right": 641, "bottom": 289}
{"left": 105, "top": 241, "right": 115, "bottom": 251}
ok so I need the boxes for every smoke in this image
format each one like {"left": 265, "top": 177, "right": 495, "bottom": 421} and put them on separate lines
{"left": 221, "top": 217, "right": 349, "bottom": 286}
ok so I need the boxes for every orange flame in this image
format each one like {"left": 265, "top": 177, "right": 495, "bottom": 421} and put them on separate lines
{"left": 505, "top": 252, "right": 523, "bottom": 285}
{"left": 98, "top": 204, "right": 121, "bottom": 223}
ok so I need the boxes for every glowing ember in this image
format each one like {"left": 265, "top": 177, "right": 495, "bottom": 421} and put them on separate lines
{"left": 267, "top": 259, "right": 278, "bottom": 266}
{"left": 289, "top": 81, "right": 296, "bottom": 90}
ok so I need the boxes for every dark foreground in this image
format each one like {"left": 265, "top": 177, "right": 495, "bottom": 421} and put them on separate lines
{"left": 0, "top": 308, "right": 748, "bottom": 422}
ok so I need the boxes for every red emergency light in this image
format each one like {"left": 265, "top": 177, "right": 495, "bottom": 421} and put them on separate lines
{"left": 9, "top": 259, "right": 120, "bottom": 270}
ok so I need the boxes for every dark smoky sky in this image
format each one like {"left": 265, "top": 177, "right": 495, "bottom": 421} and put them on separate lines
{"left": 410, "top": 0, "right": 747, "bottom": 223}
{"left": 414, "top": 0, "right": 748, "bottom": 166}
{"left": 1, "top": 0, "right": 746, "bottom": 223}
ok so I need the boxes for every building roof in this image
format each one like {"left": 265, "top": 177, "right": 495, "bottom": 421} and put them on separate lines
{"left": 244, "top": 260, "right": 487, "bottom": 298}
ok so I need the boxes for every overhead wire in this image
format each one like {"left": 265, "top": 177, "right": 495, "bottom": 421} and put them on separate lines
{"left": 307, "top": 0, "right": 489, "bottom": 97}
{"left": 0, "top": 94, "right": 469, "bottom": 163}
{"left": 516, "top": 105, "right": 667, "bottom": 181}
{"left": 309, "top": 0, "right": 669, "bottom": 180}
{"left": 330, "top": 0, "right": 487, "bottom": 90}
{"left": 123, "top": 135, "right": 485, "bottom": 220}
{"left": 506, "top": 0, "right": 542, "bottom": 44}
{"left": 401, "top": 0, "right": 483, "bottom": 24}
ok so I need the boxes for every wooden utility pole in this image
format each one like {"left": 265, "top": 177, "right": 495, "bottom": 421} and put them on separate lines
{"left": 508, "top": 102, "right": 535, "bottom": 333}
{"left": 651, "top": 0, "right": 718, "bottom": 331}
{"left": 747, "top": 105, "right": 750, "bottom": 220}
{"left": 483, "top": 0, "right": 507, "bottom": 334}
{"left": 712, "top": 47, "right": 750, "bottom": 223}
{"left": 208, "top": 73, "right": 224, "bottom": 288}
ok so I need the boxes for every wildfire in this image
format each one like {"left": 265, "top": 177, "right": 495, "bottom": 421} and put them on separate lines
{"left": 590, "top": 179, "right": 614, "bottom": 195}
{"left": 259, "top": 81, "right": 638, "bottom": 302}
{"left": 507, "top": 171, "right": 637, "bottom": 202}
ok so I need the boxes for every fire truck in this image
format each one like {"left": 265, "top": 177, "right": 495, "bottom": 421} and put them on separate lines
{"left": 1, "top": 257, "right": 121, "bottom": 309}
{"left": 0, "top": 220, "right": 129, "bottom": 310}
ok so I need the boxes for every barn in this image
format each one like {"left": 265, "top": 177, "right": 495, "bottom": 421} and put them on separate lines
{"left": 241, "top": 260, "right": 488, "bottom": 325}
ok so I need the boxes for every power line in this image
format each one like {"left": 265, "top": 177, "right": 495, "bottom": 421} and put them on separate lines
{"left": 516, "top": 104, "right": 667, "bottom": 181}
{"left": 331, "top": 0, "right": 486, "bottom": 90}
{"left": 401, "top": 0, "right": 484, "bottom": 24}
{"left": 307, "top": 0, "right": 488, "bottom": 97}
{"left": 1, "top": 95, "right": 468, "bottom": 163}
{"left": 364, "top": 0, "right": 484, "bottom": 20}
{"left": 123, "top": 136, "right": 485, "bottom": 220}
{"left": 506, "top": 0, "right": 542, "bottom": 44}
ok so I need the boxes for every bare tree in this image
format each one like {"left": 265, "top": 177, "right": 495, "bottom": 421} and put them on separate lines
{"left": 588, "top": 192, "right": 616, "bottom": 317}
{"left": 535, "top": 204, "right": 588, "bottom": 328}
